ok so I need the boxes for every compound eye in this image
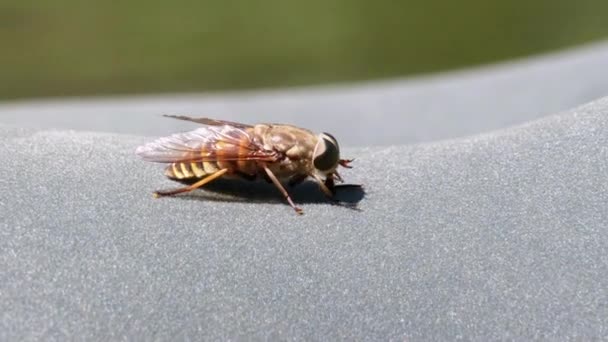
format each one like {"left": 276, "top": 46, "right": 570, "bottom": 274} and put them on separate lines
{"left": 313, "top": 133, "right": 340, "bottom": 171}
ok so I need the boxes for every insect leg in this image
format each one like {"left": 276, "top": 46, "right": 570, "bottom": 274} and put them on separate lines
{"left": 311, "top": 174, "right": 335, "bottom": 198}
{"left": 262, "top": 165, "right": 303, "bottom": 215}
{"left": 311, "top": 174, "right": 361, "bottom": 211}
{"left": 153, "top": 168, "right": 228, "bottom": 197}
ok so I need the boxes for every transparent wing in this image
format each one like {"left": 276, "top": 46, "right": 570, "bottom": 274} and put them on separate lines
{"left": 163, "top": 115, "right": 253, "bottom": 129}
{"left": 135, "top": 125, "right": 277, "bottom": 163}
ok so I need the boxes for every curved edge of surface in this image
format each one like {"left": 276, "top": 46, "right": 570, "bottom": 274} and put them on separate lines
{"left": 1, "top": 41, "right": 608, "bottom": 146}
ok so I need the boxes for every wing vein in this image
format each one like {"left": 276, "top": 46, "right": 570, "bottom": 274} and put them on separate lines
{"left": 136, "top": 125, "right": 276, "bottom": 164}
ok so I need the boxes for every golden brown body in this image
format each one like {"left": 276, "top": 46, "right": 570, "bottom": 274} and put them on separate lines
{"left": 162, "top": 123, "right": 318, "bottom": 183}
{"left": 136, "top": 116, "right": 353, "bottom": 214}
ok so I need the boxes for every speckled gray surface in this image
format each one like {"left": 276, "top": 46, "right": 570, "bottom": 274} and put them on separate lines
{"left": 2, "top": 44, "right": 608, "bottom": 340}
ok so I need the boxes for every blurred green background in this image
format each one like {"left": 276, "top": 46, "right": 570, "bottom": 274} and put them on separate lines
{"left": 1, "top": 0, "right": 607, "bottom": 100}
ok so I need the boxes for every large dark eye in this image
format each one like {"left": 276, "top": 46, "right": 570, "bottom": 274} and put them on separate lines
{"left": 313, "top": 133, "right": 340, "bottom": 171}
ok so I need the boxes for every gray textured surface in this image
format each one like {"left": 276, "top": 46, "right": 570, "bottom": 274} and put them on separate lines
{"left": 2, "top": 43, "right": 608, "bottom": 340}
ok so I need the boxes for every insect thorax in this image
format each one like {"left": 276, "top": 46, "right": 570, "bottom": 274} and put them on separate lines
{"left": 254, "top": 124, "right": 317, "bottom": 177}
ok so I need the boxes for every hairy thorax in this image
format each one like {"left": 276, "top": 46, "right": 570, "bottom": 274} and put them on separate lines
{"left": 253, "top": 124, "right": 317, "bottom": 179}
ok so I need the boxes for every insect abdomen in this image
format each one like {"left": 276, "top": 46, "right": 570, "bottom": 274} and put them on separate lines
{"left": 164, "top": 162, "right": 222, "bottom": 180}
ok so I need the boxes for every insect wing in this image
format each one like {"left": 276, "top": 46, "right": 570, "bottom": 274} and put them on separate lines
{"left": 135, "top": 125, "right": 275, "bottom": 163}
{"left": 163, "top": 115, "right": 253, "bottom": 129}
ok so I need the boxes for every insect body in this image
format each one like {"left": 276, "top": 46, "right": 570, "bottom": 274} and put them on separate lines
{"left": 135, "top": 115, "right": 354, "bottom": 214}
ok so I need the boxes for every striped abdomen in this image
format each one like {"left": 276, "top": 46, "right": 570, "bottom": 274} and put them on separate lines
{"left": 165, "top": 161, "right": 219, "bottom": 180}
{"left": 164, "top": 160, "right": 256, "bottom": 180}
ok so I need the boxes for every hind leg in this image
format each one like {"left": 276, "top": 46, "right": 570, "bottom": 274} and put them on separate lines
{"left": 153, "top": 168, "right": 228, "bottom": 197}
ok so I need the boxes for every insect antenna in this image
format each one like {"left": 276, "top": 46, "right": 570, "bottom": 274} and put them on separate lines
{"left": 339, "top": 159, "right": 354, "bottom": 168}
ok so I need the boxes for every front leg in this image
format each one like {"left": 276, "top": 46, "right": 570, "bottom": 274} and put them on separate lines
{"left": 324, "top": 176, "right": 336, "bottom": 196}
{"left": 313, "top": 174, "right": 362, "bottom": 211}
{"left": 311, "top": 174, "right": 336, "bottom": 199}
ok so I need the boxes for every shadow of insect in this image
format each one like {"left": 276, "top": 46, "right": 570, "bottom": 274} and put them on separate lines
{"left": 174, "top": 178, "right": 365, "bottom": 209}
